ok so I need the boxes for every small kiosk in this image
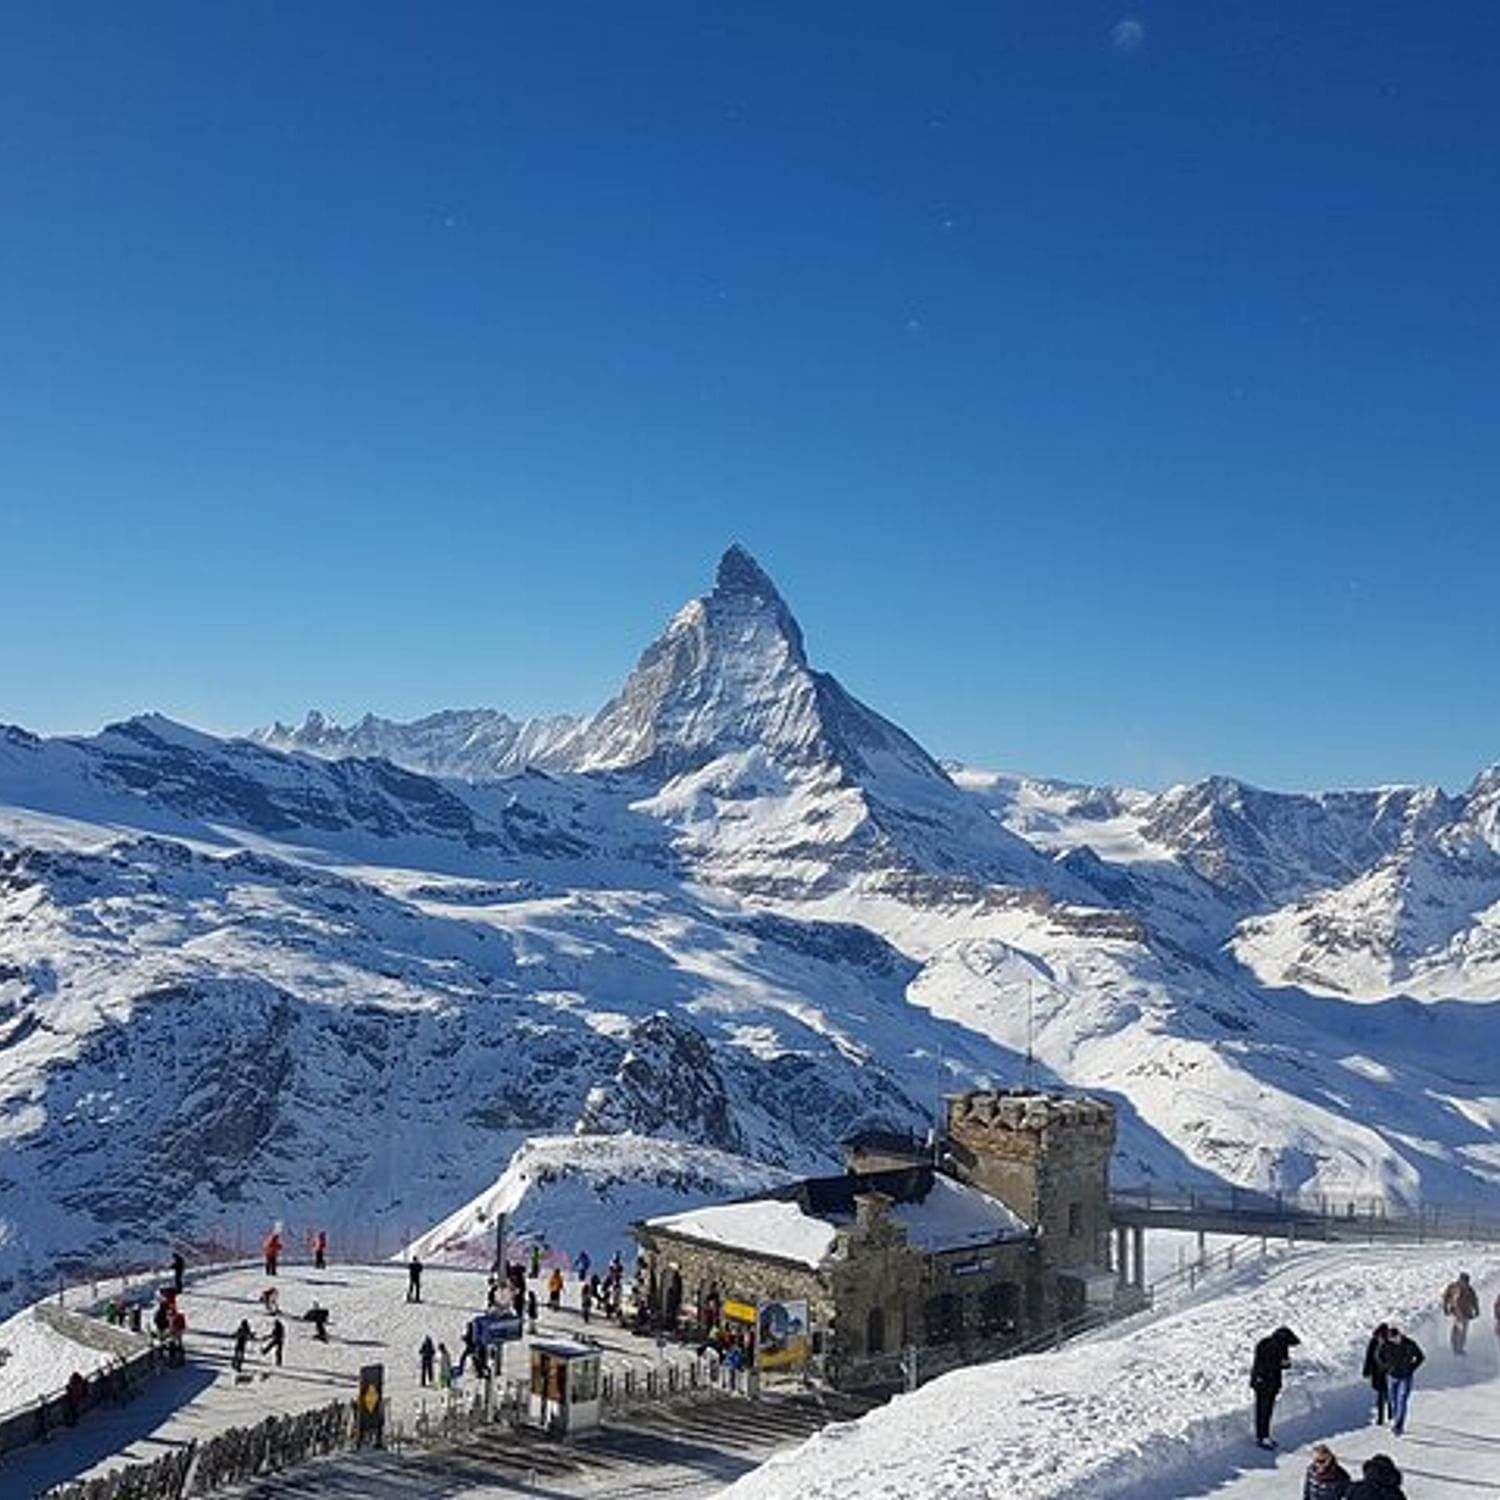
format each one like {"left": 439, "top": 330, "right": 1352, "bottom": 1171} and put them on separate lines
{"left": 528, "top": 1337, "right": 602, "bottom": 1436}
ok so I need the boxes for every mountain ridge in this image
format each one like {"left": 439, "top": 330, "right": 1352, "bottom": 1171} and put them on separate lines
{"left": 3, "top": 546, "right": 1499, "bottom": 1313}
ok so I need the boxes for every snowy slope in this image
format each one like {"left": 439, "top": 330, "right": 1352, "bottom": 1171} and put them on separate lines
{"left": 407, "top": 1133, "right": 796, "bottom": 1268}
{"left": 4, "top": 547, "right": 1500, "bottom": 1316}
{"left": 720, "top": 1242, "right": 1500, "bottom": 1500}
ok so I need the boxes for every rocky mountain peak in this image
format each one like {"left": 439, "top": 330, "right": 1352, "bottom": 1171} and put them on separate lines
{"left": 577, "top": 548, "right": 822, "bottom": 772}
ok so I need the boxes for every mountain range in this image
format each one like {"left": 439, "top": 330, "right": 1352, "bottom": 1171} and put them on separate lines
{"left": 3, "top": 545, "right": 1498, "bottom": 1309}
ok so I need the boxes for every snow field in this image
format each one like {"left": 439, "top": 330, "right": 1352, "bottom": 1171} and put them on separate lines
{"left": 718, "top": 1243, "right": 1500, "bottom": 1500}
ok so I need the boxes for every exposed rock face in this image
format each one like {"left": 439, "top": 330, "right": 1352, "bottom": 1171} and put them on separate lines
{"left": 577, "top": 1012, "right": 741, "bottom": 1151}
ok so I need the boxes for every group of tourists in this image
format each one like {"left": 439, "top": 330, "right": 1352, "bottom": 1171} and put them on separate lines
{"left": 412, "top": 1242, "right": 631, "bottom": 1389}
{"left": 1249, "top": 1268, "right": 1496, "bottom": 1499}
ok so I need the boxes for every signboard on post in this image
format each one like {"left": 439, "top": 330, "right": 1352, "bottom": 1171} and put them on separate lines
{"left": 756, "top": 1300, "right": 810, "bottom": 1372}
{"left": 356, "top": 1362, "right": 384, "bottom": 1448}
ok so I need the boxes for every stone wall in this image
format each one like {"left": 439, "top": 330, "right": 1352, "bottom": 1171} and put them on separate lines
{"left": 945, "top": 1091, "right": 1117, "bottom": 1288}
{"left": 635, "top": 1192, "right": 1042, "bottom": 1390}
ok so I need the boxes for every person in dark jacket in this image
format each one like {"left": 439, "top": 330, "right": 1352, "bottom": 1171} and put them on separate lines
{"left": 1346, "top": 1452, "right": 1405, "bottom": 1500}
{"left": 261, "top": 1316, "right": 285, "bottom": 1367}
{"left": 418, "top": 1333, "right": 435, "bottom": 1386}
{"left": 1303, "top": 1443, "right": 1351, "bottom": 1500}
{"left": 1362, "top": 1322, "right": 1391, "bottom": 1424}
{"left": 1373, "top": 1325, "right": 1424, "bottom": 1436}
{"left": 1249, "top": 1325, "right": 1301, "bottom": 1448}
{"left": 232, "top": 1318, "right": 252, "bottom": 1372}
{"left": 406, "top": 1256, "right": 424, "bottom": 1303}
{"left": 171, "top": 1250, "right": 185, "bottom": 1294}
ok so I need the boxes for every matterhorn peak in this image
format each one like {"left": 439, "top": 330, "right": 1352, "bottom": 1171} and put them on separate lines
{"left": 714, "top": 542, "right": 778, "bottom": 599}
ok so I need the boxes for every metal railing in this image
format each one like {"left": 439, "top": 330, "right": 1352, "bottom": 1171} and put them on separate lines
{"left": 1111, "top": 1185, "right": 1500, "bottom": 1244}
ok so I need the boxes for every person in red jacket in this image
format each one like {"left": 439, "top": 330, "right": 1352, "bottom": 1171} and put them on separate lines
{"left": 313, "top": 1228, "right": 328, "bottom": 1271}
{"left": 263, "top": 1229, "right": 282, "bottom": 1277}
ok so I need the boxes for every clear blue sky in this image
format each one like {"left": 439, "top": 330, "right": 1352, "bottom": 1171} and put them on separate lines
{"left": 2, "top": 3, "right": 1496, "bottom": 792}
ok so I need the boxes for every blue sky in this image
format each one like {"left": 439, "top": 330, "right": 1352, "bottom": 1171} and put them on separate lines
{"left": 2, "top": 3, "right": 1496, "bottom": 792}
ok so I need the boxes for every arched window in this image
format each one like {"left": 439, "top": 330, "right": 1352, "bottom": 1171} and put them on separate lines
{"left": 866, "top": 1305, "right": 886, "bottom": 1355}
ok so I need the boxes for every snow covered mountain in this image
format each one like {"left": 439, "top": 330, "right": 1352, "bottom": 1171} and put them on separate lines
{"left": 3, "top": 546, "right": 1499, "bottom": 1313}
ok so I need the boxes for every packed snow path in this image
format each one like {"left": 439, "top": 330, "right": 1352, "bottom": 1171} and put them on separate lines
{"left": 721, "top": 1242, "right": 1500, "bottom": 1500}
{"left": 0, "top": 1258, "right": 718, "bottom": 1496}
{"left": 8, "top": 1245, "right": 1500, "bottom": 1498}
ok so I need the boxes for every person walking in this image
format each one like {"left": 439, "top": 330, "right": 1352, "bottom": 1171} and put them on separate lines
{"left": 406, "top": 1255, "right": 424, "bottom": 1303}
{"left": 1303, "top": 1442, "right": 1351, "bottom": 1500}
{"left": 1373, "top": 1325, "right": 1424, "bottom": 1436}
{"left": 262, "top": 1316, "right": 285, "bottom": 1367}
{"left": 1346, "top": 1453, "right": 1405, "bottom": 1500}
{"left": 1362, "top": 1322, "right": 1391, "bottom": 1424}
{"left": 304, "top": 1301, "right": 330, "bottom": 1342}
{"left": 1249, "top": 1325, "right": 1300, "bottom": 1449}
{"left": 313, "top": 1229, "right": 328, "bottom": 1271}
{"left": 232, "top": 1318, "right": 252, "bottom": 1372}
{"left": 171, "top": 1250, "right": 185, "bottom": 1294}
{"left": 1442, "top": 1270, "right": 1480, "bottom": 1354}
{"left": 419, "top": 1334, "right": 436, "bottom": 1387}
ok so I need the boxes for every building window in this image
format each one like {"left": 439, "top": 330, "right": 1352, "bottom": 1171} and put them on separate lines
{"left": 923, "top": 1293, "right": 962, "bottom": 1345}
{"left": 1068, "top": 1201, "right": 1083, "bottom": 1237}
{"left": 977, "top": 1282, "right": 1019, "bottom": 1336}
{"left": 866, "top": 1306, "right": 885, "bottom": 1355}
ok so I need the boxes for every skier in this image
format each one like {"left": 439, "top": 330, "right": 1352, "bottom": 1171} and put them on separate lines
{"left": 1441, "top": 1270, "right": 1480, "bottom": 1354}
{"left": 1303, "top": 1442, "right": 1351, "bottom": 1500}
{"left": 262, "top": 1316, "right": 286, "bottom": 1368}
{"left": 1249, "top": 1325, "right": 1300, "bottom": 1449}
{"left": 313, "top": 1228, "right": 328, "bottom": 1271}
{"left": 1362, "top": 1322, "right": 1391, "bottom": 1424}
{"left": 406, "top": 1255, "right": 424, "bottom": 1303}
{"left": 1346, "top": 1453, "right": 1405, "bottom": 1500}
{"left": 547, "top": 1265, "right": 564, "bottom": 1312}
{"left": 418, "top": 1334, "right": 436, "bottom": 1387}
{"left": 232, "top": 1318, "right": 252, "bottom": 1372}
{"left": 1372, "top": 1325, "right": 1424, "bottom": 1436}
{"left": 263, "top": 1229, "right": 282, "bottom": 1278}
{"left": 171, "top": 1250, "right": 186, "bottom": 1294}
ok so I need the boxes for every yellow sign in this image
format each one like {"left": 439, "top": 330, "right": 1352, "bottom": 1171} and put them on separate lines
{"left": 360, "top": 1382, "right": 380, "bottom": 1414}
{"left": 723, "top": 1299, "right": 756, "bottom": 1324}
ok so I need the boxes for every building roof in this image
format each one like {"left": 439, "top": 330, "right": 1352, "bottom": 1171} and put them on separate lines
{"left": 641, "top": 1166, "right": 1031, "bottom": 1270}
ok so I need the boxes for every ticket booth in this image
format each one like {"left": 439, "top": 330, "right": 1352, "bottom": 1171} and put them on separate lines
{"left": 528, "top": 1338, "right": 602, "bottom": 1435}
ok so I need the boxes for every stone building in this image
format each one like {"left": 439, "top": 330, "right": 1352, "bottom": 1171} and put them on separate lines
{"left": 633, "top": 1089, "right": 1118, "bottom": 1388}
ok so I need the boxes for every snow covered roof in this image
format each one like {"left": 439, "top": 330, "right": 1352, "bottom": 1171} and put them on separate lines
{"left": 642, "top": 1166, "right": 1032, "bottom": 1269}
